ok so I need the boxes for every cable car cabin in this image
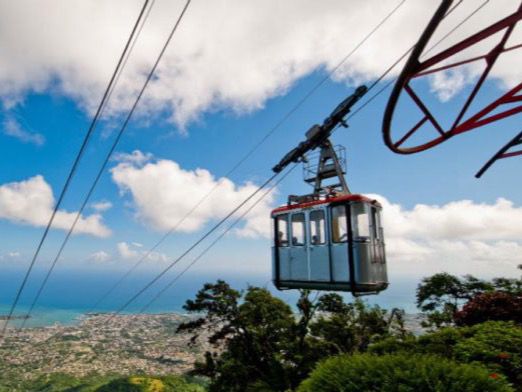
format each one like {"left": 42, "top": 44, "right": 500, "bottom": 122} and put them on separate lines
{"left": 271, "top": 194, "right": 388, "bottom": 295}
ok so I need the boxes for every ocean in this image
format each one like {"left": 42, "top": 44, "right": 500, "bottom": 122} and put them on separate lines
{"left": 0, "top": 267, "right": 419, "bottom": 328}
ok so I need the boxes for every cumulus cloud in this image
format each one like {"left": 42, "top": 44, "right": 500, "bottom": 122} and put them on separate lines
{"left": 117, "top": 241, "right": 138, "bottom": 260}
{"left": 112, "top": 150, "right": 153, "bottom": 166}
{"left": 0, "top": 251, "right": 21, "bottom": 262}
{"left": 369, "top": 194, "right": 522, "bottom": 278}
{"left": 88, "top": 250, "right": 111, "bottom": 263}
{"left": 0, "top": 175, "right": 111, "bottom": 237}
{"left": 91, "top": 200, "right": 113, "bottom": 212}
{"left": 111, "top": 151, "right": 275, "bottom": 237}
{"left": 2, "top": 117, "right": 45, "bottom": 145}
{"left": 0, "top": 1, "right": 519, "bottom": 129}
{"left": 117, "top": 241, "right": 168, "bottom": 263}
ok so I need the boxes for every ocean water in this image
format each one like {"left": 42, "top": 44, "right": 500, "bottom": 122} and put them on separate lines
{"left": 0, "top": 267, "right": 418, "bottom": 328}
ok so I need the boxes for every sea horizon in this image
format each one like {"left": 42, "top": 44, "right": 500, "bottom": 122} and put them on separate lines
{"left": 0, "top": 267, "right": 419, "bottom": 328}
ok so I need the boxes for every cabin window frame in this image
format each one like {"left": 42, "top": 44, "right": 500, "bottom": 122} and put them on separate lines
{"left": 309, "top": 209, "right": 326, "bottom": 245}
{"left": 275, "top": 214, "right": 289, "bottom": 247}
{"left": 331, "top": 204, "right": 349, "bottom": 243}
{"left": 290, "top": 212, "right": 306, "bottom": 247}
{"left": 350, "top": 202, "right": 371, "bottom": 242}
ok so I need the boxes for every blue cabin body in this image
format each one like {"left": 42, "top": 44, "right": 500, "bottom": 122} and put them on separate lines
{"left": 271, "top": 194, "right": 388, "bottom": 294}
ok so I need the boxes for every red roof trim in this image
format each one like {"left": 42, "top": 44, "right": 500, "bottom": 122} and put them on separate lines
{"left": 271, "top": 194, "right": 381, "bottom": 215}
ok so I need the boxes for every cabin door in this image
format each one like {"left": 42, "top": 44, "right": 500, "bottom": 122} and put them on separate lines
{"left": 330, "top": 205, "right": 350, "bottom": 283}
{"left": 289, "top": 212, "right": 308, "bottom": 280}
{"left": 308, "top": 209, "right": 329, "bottom": 281}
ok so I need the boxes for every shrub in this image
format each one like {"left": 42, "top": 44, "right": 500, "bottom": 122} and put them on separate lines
{"left": 453, "top": 322, "right": 522, "bottom": 388}
{"left": 369, "top": 326, "right": 468, "bottom": 358}
{"left": 179, "top": 282, "right": 405, "bottom": 391}
{"left": 298, "top": 353, "right": 513, "bottom": 392}
{"left": 416, "top": 273, "right": 494, "bottom": 328}
{"left": 455, "top": 292, "right": 522, "bottom": 326}
{"left": 370, "top": 322, "right": 522, "bottom": 389}
{"left": 96, "top": 375, "right": 204, "bottom": 392}
{"left": 415, "top": 325, "right": 468, "bottom": 357}
{"left": 367, "top": 335, "right": 417, "bottom": 355}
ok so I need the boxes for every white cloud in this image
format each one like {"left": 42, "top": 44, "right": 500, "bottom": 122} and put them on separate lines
{"left": 117, "top": 241, "right": 167, "bottom": 263}
{"left": 429, "top": 69, "right": 474, "bottom": 102}
{"left": 111, "top": 152, "right": 275, "bottom": 236}
{"left": 0, "top": 1, "right": 519, "bottom": 129}
{"left": 112, "top": 150, "right": 153, "bottom": 166}
{"left": 368, "top": 194, "right": 522, "bottom": 278}
{"left": 0, "top": 175, "right": 111, "bottom": 237}
{"left": 2, "top": 117, "right": 45, "bottom": 145}
{"left": 0, "top": 251, "right": 21, "bottom": 262}
{"left": 117, "top": 241, "right": 138, "bottom": 260}
{"left": 371, "top": 195, "right": 522, "bottom": 242}
{"left": 88, "top": 250, "right": 111, "bottom": 263}
{"left": 91, "top": 200, "right": 113, "bottom": 212}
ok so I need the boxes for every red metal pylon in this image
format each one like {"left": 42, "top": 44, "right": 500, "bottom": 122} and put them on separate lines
{"left": 382, "top": 0, "right": 522, "bottom": 169}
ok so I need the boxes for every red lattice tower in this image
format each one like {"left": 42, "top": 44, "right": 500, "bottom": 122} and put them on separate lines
{"left": 382, "top": 0, "right": 522, "bottom": 177}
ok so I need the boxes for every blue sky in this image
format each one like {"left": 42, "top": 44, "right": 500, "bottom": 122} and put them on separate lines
{"left": 0, "top": 0, "right": 521, "bottom": 314}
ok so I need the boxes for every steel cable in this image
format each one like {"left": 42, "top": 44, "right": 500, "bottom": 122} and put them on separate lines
{"left": 1, "top": 0, "right": 152, "bottom": 336}
{"left": 87, "top": 0, "right": 409, "bottom": 312}
{"left": 139, "top": 164, "right": 298, "bottom": 314}
{"left": 17, "top": 0, "right": 192, "bottom": 330}
{"left": 127, "top": 0, "right": 494, "bottom": 314}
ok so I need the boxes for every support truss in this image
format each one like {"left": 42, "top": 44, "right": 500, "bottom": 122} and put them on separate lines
{"left": 382, "top": 0, "right": 522, "bottom": 164}
{"left": 476, "top": 130, "right": 522, "bottom": 177}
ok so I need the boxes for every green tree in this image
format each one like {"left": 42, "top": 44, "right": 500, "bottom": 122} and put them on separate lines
{"left": 97, "top": 375, "right": 204, "bottom": 392}
{"left": 298, "top": 353, "right": 513, "bottom": 392}
{"left": 369, "top": 321, "right": 522, "bottom": 389}
{"left": 178, "top": 281, "right": 404, "bottom": 391}
{"left": 416, "top": 273, "right": 494, "bottom": 328}
{"left": 417, "top": 268, "right": 522, "bottom": 329}
{"left": 454, "top": 291, "right": 522, "bottom": 326}
{"left": 452, "top": 322, "right": 522, "bottom": 389}
{"left": 492, "top": 265, "right": 522, "bottom": 295}
{"left": 309, "top": 294, "right": 408, "bottom": 355}
{"left": 178, "top": 281, "right": 296, "bottom": 391}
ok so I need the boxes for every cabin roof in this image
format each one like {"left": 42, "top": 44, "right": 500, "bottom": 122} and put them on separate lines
{"left": 271, "top": 194, "right": 381, "bottom": 215}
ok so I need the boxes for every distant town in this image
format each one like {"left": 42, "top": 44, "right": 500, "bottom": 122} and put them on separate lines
{"left": 0, "top": 313, "right": 210, "bottom": 384}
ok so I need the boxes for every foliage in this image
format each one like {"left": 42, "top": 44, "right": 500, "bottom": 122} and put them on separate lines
{"left": 178, "top": 281, "right": 297, "bottom": 391}
{"left": 178, "top": 280, "right": 406, "bottom": 391}
{"left": 416, "top": 267, "right": 522, "bottom": 328}
{"left": 10, "top": 373, "right": 114, "bottom": 392}
{"left": 368, "top": 321, "right": 522, "bottom": 389}
{"left": 309, "top": 295, "right": 409, "bottom": 355}
{"left": 367, "top": 334, "right": 418, "bottom": 356}
{"left": 416, "top": 273, "right": 494, "bottom": 328}
{"left": 298, "top": 353, "right": 513, "bottom": 392}
{"left": 0, "top": 374, "right": 203, "bottom": 392}
{"left": 492, "top": 265, "right": 522, "bottom": 295}
{"left": 452, "top": 322, "right": 522, "bottom": 389}
{"left": 454, "top": 291, "right": 522, "bottom": 326}
{"left": 97, "top": 375, "right": 204, "bottom": 392}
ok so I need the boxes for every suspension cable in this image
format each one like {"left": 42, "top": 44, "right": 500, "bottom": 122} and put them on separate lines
{"left": 17, "top": 0, "right": 192, "bottom": 330}
{"left": 29, "top": 0, "right": 481, "bottom": 324}
{"left": 0, "top": 0, "right": 152, "bottom": 336}
{"left": 102, "top": 0, "right": 158, "bottom": 118}
{"left": 87, "top": 0, "right": 409, "bottom": 312}
{"left": 108, "top": 171, "right": 279, "bottom": 317}
{"left": 139, "top": 164, "right": 297, "bottom": 314}
{"left": 117, "top": 0, "right": 492, "bottom": 314}
{"left": 347, "top": 0, "right": 489, "bottom": 121}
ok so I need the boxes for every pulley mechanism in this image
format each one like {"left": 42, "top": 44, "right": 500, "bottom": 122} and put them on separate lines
{"left": 269, "top": 85, "right": 388, "bottom": 295}
{"left": 272, "top": 85, "right": 367, "bottom": 201}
